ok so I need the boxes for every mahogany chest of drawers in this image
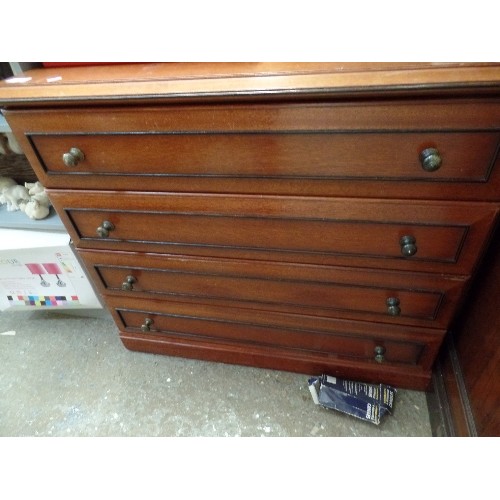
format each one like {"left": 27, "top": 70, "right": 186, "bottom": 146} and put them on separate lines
{"left": 1, "top": 63, "right": 499, "bottom": 390}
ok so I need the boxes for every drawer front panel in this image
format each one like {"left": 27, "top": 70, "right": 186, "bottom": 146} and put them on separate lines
{"left": 30, "top": 131, "right": 499, "bottom": 182}
{"left": 51, "top": 191, "right": 499, "bottom": 274}
{"left": 106, "top": 296, "right": 443, "bottom": 368}
{"left": 80, "top": 250, "right": 468, "bottom": 328}
{"left": 7, "top": 101, "right": 500, "bottom": 200}
{"left": 68, "top": 210, "right": 467, "bottom": 263}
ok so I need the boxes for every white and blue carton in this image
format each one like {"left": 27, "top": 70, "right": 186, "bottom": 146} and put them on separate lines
{"left": 308, "top": 374, "right": 396, "bottom": 425}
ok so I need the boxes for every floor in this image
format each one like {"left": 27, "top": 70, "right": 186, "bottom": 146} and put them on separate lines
{"left": 0, "top": 307, "right": 433, "bottom": 437}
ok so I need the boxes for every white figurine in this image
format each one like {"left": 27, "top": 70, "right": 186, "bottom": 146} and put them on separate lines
{"left": 25, "top": 181, "right": 51, "bottom": 208}
{"left": 0, "top": 184, "right": 30, "bottom": 211}
{"left": 25, "top": 181, "right": 43, "bottom": 194}
{"left": 1, "top": 178, "right": 51, "bottom": 219}
{"left": 21, "top": 198, "right": 50, "bottom": 220}
{"left": 0, "top": 176, "right": 17, "bottom": 191}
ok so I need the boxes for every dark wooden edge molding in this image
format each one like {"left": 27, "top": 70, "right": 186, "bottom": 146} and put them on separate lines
{"left": 426, "top": 333, "right": 478, "bottom": 437}
{"left": 427, "top": 220, "right": 499, "bottom": 437}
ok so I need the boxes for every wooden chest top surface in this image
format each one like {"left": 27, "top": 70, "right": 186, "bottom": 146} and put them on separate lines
{"left": 1, "top": 62, "right": 499, "bottom": 106}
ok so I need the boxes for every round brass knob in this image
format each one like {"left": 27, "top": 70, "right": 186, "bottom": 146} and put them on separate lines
{"left": 96, "top": 220, "right": 115, "bottom": 238}
{"left": 121, "top": 275, "right": 136, "bottom": 291}
{"left": 141, "top": 318, "right": 153, "bottom": 332}
{"left": 62, "top": 147, "right": 85, "bottom": 167}
{"left": 420, "top": 148, "right": 442, "bottom": 172}
{"left": 400, "top": 235, "right": 417, "bottom": 257}
{"left": 386, "top": 297, "right": 401, "bottom": 316}
{"left": 374, "top": 345, "right": 386, "bottom": 363}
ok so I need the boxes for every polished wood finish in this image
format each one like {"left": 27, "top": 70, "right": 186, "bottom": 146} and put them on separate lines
{"left": 108, "top": 295, "right": 440, "bottom": 364}
{"left": 1, "top": 63, "right": 499, "bottom": 390}
{"left": 1, "top": 63, "right": 499, "bottom": 105}
{"left": 5, "top": 101, "right": 500, "bottom": 200}
{"left": 108, "top": 296, "right": 438, "bottom": 389}
{"left": 48, "top": 190, "right": 498, "bottom": 275}
{"left": 30, "top": 130, "right": 498, "bottom": 180}
{"left": 78, "top": 249, "right": 468, "bottom": 329}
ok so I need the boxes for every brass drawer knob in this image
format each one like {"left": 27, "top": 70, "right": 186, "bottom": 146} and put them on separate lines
{"left": 374, "top": 345, "right": 386, "bottom": 363}
{"left": 96, "top": 220, "right": 115, "bottom": 238}
{"left": 141, "top": 318, "right": 153, "bottom": 332}
{"left": 420, "top": 147, "right": 442, "bottom": 172}
{"left": 121, "top": 275, "right": 136, "bottom": 291}
{"left": 386, "top": 297, "right": 401, "bottom": 316}
{"left": 62, "top": 147, "right": 85, "bottom": 167}
{"left": 400, "top": 235, "right": 417, "bottom": 257}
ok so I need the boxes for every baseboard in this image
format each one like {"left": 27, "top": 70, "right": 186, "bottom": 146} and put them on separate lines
{"left": 426, "top": 333, "right": 477, "bottom": 437}
{"left": 426, "top": 358, "right": 454, "bottom": 437}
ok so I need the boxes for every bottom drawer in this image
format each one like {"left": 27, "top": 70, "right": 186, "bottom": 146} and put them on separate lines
{"left": 106, "top": 296, "right": 444, "bottom": 389}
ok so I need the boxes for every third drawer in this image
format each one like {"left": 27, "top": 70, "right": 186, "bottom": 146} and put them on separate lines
{"left": 80, "top": 249, "right": 469, "bottom": 329}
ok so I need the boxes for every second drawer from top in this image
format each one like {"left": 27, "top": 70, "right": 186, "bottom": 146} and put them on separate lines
{"left": 50, "top": 190, "right": 499, "bottom": 275}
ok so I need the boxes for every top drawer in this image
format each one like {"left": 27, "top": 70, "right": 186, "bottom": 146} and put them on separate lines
{"left": 5, "top": 100, "right": 500, "bottom": 200}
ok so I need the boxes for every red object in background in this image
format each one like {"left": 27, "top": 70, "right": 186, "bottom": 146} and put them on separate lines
{"left": 25, "top": 263, "right": 50, "bottom": 287}
{"left": 25, "top": 263, "right": 45, "bottom": 275}
{"left": 42, "top": 62, "right": 130, "bottom": 68}
{"left": 43, "top": 263, "right": 66, "bottom": 287}
{"left": 42, "top": 263, "right": 62, "bottom": 274}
